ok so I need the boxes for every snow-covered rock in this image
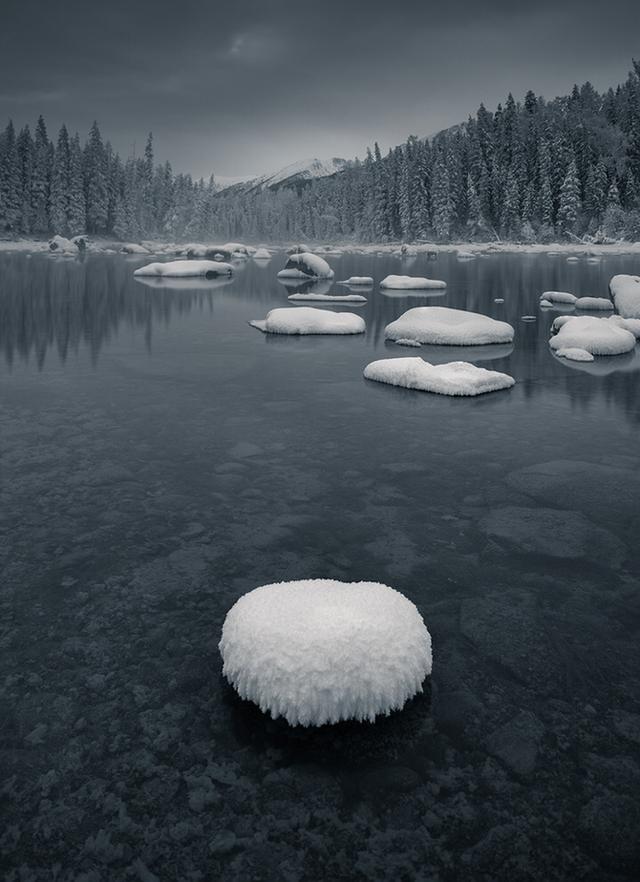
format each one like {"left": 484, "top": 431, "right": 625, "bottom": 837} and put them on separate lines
{"left": 277, "top": 252, "right": 335, "bottom": 280}
{"left": 539, "top": 299, "right": 553, "bottom": 308}
{"left": 287, "top": 292, "right": 366, "bottom": 303}
{"left": 48, "top": 235, "right": 78, "bottom": 254}
{"left": 249, "top": 306, "right": 365, "bottom": 335}
{"left": 551, "top": 315, "right": 574, "bottom": 333}
{"left": 120, "top": 243, "right": 150, "bottom": 254}
{"left": 219, "top": 579, "right": 432, "bottom": 727}
{"left": 456, "top": 250, "right": 476, "bottom": 260}
{"left": 364, "top": 357, "right": 515, "bottom": 396}
{"left": 286, "top": 243, "right": 311, "bottom": 255}
{"left": 567, "top": 256, "right": 580, "bottom": 263}
{"left": 185, "top": 244, "right": 233, "bottom": 261}
{"left": 380, "top": 275, "right": 446, "bottom": 290}
{"left": 540, "top": 291, "right": 577, "bottom": 305}
{"left": 575, "top": 297, "right": 614, "bottom": 310}
{"left": 133, "top": 259, "right": 233, "bottom": 279}
{"left": 339, "top": 276, "right": 374, "bottom": 286}
{"left": 253, "top": 248, "right": 272, "bottom": 260}
{"left": 223, "top": 242, "right": 251, "bottom": 257}
{"left": 549, "top": 316, "right": 636, "bottom": 356}
{"left": 385, "top": 307, "right": 514, "bottom": 346}
{"left": 555, "top": 347, "right": 595, "bottom": 362}
{"left": 610, "top": 274, "right": 640, "bottom": 318}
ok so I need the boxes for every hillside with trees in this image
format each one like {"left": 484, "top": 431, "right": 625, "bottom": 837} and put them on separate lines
{"left": 1, "top": 62, "right": 640, "bottom": 244}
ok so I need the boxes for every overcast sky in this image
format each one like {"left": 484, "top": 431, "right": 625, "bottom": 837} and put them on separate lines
{"left": 1, "top": 0, "right": 638, "bottom": 180}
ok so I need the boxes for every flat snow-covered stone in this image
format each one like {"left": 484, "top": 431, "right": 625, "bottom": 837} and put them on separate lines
{"left": 134, "top": 259, "right": 233, "bottom": 278}
{"left": 364, "top": 357, "right": 514, "bottom": 396}
{"left": 219, "top": 579, "right": 432, "bottom": 726}
{"left": 278, "top": 252, "right": 334, "bottom": 279}
{"left": 575, "top": 297, "right": 614, "bottom": 310}
{"left": 249, "top": 306, "right": 365, "bottom": 335}
{"left": 549, "top": 316, "right": 635, "bottom": 356}
{"left": 610, "top": 274, "right": 640, "bottom": 318}
{"left": 253, "top": 248, "right": 271, "bottom": 259}
{"left": 555, "top": 347, "right": 594, "bottom": 362}
{"left": 339, "top": 276, "right": 374, "bottom": 286}
{"left": 541, "top": 291, "right": 577, "bottom": 305}
{"left": 385, "top": 306, "right": 514, "bottom": 346}
{"left": 121, "top": 243, "right": 150, "bottom": 254}
{"left": 380, "top": 275, "right": 446, "bottom": 290}
{"left": 287, "top": 292, "right": 366, "bottom": 303}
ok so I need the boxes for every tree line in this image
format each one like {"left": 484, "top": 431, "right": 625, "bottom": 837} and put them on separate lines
{"left": 1, "top": 62, "right": 640, "bottom": 243}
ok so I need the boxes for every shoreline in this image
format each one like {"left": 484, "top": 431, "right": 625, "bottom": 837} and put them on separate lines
{"left": 2, "top": 237, "right": 640, "bottom": 257}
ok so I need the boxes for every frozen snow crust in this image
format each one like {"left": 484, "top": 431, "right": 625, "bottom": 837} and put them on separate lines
{"left": 385, "top": 307, "right": 514, "bottom": 346}
{"left": 364, "top": 357, "right": 515, "bottom": 396}
{"left": 250, "top": 307, "right": 365, "bottom": 335}
{"left": 219, "top": 579, "right": 432, "bottom": 727}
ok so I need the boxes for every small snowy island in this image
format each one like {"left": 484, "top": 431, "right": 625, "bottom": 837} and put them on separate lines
{"left": 385, "top": 306, "right": 515, "bottom": 346}
{"left": 219, "top": 579, "right": 432, "bottom": 727}
{"left": 364, "top": 357, "right": 515, "bottom": 396}
{"left": 133, "top": 259, "right": 233, "bottom": 279}
{"left": 249, "top": 306, "right": 365, "bottom": 335}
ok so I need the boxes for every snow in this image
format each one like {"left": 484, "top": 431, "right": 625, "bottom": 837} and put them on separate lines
{"left": 286, "top": 244, "right": 311, "bottom": 254}
{"left": 133, "top": 260, "right": 233, "bottom": 278}
{"left": 48, "top": 235, "right": 78, "bottom": 254}
{"left": 364, "top": 357, "right": 515, "bottom": 396}
{"left": 456, "top": 250, "right": 476, "bottom": 260}
{"left": 339, "top": 276, "right": 374, "bottom": 286}
{"left": 575, "top": 297, "right": 614, "bottom": 310}
{"left": 566, "top": 256, "right": 580, "bottom": 263}
{"left": 385, "top": 307, "right": 514, "bottom": 346}
{"left": 380, "top": 275, "right": 447, "bottom": 290}
{"left": 287, "top": 292, "right": 366, "bottom": 303}
{"left": 219, "top": 579, "right": 432, "bottom": 727}
{"left": 120, "top": 243, "right": 150, "bottom": 254}
{"left": 539, "top": 300, "right": 553, "bottom": 308}
{"left": 551, "top": 315, "right": 574, "bottom": 333}
{"left": 610, "top": 274, "right": 640, "bottom": 318}
{"left": 223, "top": 242, "right": 251, "bottom": 257}
{"left": 540, "top": 291, "right": 577, "bottom": 305}
{"left": 249, "top": 306, "right": 365, "bottom": 335}
{"left": 549, "top": 316, "right": 636, "bottom": 356}
{"left": 394, "top": 338, "right": 422, "bottom": 347}
{"left": 253, "top": 248, "right": 271, "bottom": 260}
{"left": 609, "top": 315, "right": 640, "bottom": 338}
{"left": 555, "top": 347, "right": 595, "bottom": 362}
{"left": 277, "top": 253, "right": 335, "bottom": 280}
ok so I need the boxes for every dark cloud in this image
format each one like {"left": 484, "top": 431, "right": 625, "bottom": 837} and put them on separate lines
{"left": 1, "top": 0, "right": 638, "bottom": 178}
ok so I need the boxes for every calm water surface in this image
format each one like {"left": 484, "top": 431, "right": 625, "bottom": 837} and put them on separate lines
{"left": 2, "top": 250, "right": 640, "bottom": 881}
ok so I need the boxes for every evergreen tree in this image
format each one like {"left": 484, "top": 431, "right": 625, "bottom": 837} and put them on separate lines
{"left": 557, "top": 158, "right": 581, "bottom": 234}
{"left": 84, "top": 121, "right": 108, "bottom": 233}
{"left": 51, "top": 125, "right": 71, "bottom": 234}
{"left": 32, "top": 115, "right": 51, "bottom": 233}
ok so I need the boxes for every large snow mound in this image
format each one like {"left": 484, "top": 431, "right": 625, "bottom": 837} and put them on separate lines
{"left": 249, "top": 306, "right": 365, "bottom": 335}
{"left": 610, "top": 274, "right": 640, "bottom": 318}
{"left": 540, "top": 291, "right": 577, "bottom": 305}
{"left": 219, "top": 579, "right": 432, "bottom": 726}
{"left": 277, "top": 252, "right": 334, "bottom": 280}
{"left": 287, "top": 292, "right": 366, "bottom": 303}
{"left": 574, "top": 297, "right": 614, "bottom": 311}
{"left": 133, "top": 260, "right": 233, "bottom": 278}
{"left": 385, "top": 306, "right": 514, "bottom": 346}
{"left": 364, "top": 357, "right": 514, "bottom": 396}
{"left": 380, "top": 275, "right": 446, "bottom": 290}
{"left": 48, "top": 235, "right": 79, "bottom": 254}
{"left": 549, "top": 316, "right": 636, "bottom": 356}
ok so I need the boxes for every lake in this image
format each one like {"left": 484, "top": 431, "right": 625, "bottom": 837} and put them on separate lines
{"left": 2, "top": 248, "right": 640, "bottom": 881}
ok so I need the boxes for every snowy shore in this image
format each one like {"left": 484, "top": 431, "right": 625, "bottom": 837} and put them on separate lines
{"left": 2, "top": 237, "right": 640, "bottom": 256}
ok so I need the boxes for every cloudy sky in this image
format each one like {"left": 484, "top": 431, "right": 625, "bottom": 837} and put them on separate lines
{"left": 1, "top": 0, "right": 638, "bottom": 180}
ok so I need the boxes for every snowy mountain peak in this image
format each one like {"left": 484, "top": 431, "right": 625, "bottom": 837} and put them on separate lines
{"left": 217, "top": 157, "right": 347, "bottom": 194}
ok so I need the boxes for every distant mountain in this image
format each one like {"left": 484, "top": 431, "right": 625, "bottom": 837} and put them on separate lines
{"left": 217, "top": 157, "right": 348, "bottom": 194}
